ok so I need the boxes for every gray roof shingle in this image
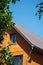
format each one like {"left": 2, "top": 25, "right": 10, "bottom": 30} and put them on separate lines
{"left": 14, "top": 24, "right": 43, "bottom": 50}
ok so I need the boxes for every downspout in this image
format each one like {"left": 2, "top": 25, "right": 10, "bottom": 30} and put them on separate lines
{"left": 26, "top": 45, "right": 34, "bottom": 65}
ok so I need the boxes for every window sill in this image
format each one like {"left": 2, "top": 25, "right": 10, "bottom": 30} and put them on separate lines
{"left": 10, "top": 41, "right": 17, "bottom": 45}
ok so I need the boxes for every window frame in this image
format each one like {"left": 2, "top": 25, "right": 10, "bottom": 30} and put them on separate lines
{"left": 10, "top": 34, "right": 16, "bottom": 43}
{"left": 12, "top": 55, "right": 23, "bottom": 65}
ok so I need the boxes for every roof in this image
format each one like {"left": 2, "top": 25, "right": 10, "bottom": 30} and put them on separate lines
{"left": 14, "top": 24, "right": 43, "bottom": 50}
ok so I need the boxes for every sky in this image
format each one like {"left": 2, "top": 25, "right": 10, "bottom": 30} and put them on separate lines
{"left": 10, "top": 0, "right": 43, "bottom": 38}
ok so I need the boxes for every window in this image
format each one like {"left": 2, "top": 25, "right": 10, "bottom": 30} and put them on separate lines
{"left": 12, "top": 55, "right": 23, "bottom": 65}
{"left": 10, "top": 34, "right": 16, "bottom": 43}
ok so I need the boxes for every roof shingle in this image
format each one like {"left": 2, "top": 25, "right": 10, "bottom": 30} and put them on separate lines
{"left": 14, "top": 24, "right": 43, "bottom": 50}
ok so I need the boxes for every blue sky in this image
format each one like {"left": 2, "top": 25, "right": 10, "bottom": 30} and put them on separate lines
{"left": 10, "top": 0, "right": 43, "bottom": 38}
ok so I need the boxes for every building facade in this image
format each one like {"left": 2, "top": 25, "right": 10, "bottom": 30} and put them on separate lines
{"left": 1, "top": 24, "right": 43, "bottom": 65}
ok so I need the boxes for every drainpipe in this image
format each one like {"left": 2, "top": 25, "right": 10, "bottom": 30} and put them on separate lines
{"left": 26, "top": 45, "right": 34, "bottom": 65}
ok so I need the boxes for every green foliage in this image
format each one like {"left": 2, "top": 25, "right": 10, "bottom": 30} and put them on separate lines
{"left": 0, "top": 44, "right": 14, "bottom": 65}
{"left": 36, "top": 2, "right": 43, "bottom": 20}
{"left": 0, "top": 0, "right": 15, "bottom": 42}
{"left": 12, "top": 0, "right": 20, "bottom": 4}
{"left": 0, "top": 0, "right": 20, "bottom": 65}
{"left": 0, "top": 0, "right": 20, "bottom": 42}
